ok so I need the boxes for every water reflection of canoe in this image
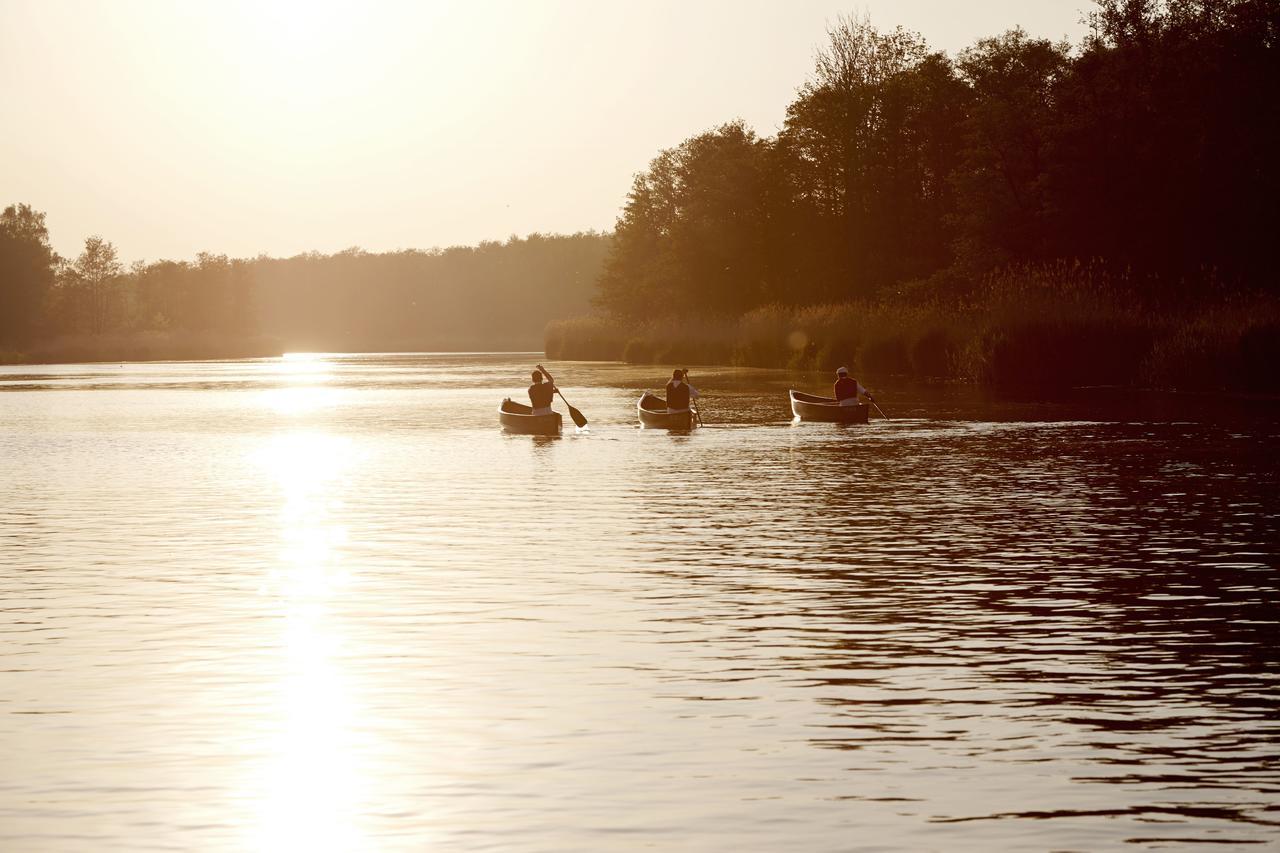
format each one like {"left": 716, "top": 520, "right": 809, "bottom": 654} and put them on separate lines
{"left": 499, "top": 398, "right": 562, "bottom": 435}
{"left": 790, "top": 390, "right": 869, "bottom": 423}
{"left": 637, "top": 391, "right": 696, "bottom": 430}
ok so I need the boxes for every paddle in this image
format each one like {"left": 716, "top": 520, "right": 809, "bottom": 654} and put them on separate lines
{"left": 536, "top": 363, "right": 588, "bottom": 428}
{"left": 866, "top": 392, "right": 890, "bottom": 421}
{"left": 682, "top": 369, "right": 704, "bottom": 427}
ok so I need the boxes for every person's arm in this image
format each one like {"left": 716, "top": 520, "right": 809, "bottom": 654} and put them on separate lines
{"left": 536, "top": 363, "right": 555, "bottom": 387}
{"left": 682, "top": 369, "right": 699, "bottom": 399}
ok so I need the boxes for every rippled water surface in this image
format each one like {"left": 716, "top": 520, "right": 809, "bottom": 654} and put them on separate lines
{"left": 2, "top": 353, "right": 1278, "bottom": 851}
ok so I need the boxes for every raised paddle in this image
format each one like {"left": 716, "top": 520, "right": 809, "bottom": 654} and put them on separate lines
{"left": 536, "top": 363, "right": 588, "bottom": 429}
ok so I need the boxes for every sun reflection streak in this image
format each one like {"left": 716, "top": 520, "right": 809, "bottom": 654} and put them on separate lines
{"left": 264, "top": 354, "right": 338, "bottom": 416}
{"left": 247, "top": 429, "right": 368, "bottom": 851}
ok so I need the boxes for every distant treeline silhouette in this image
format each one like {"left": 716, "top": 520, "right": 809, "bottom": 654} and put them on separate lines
{"left": 550, "top": 0, "right": 1279, "bottom": 391}
{"left": 0, "top": 207, "right": 608, "bottom": 361}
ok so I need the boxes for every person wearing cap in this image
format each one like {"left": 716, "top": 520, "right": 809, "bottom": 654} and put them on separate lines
{"left": 833, "top": 367, "right": 872, "bottom": 407}
{"left": 665, "top": 368, "right": 700, "bottom": 413}
{"left": 528, "top": 366, "right": 557, "bottom": 415}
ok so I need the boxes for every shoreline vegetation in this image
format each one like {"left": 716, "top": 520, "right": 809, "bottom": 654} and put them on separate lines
{"left": 0, "top": 220, "right": 610, "bottom": 366}
{"left": 0, "top": 332, "right": 282, "bottom": 366}
{"left": 546, "top": 264, "right": 1280, "bottom": 393}
{"left": 550, "top": 1, "right": 1279, "bottom": 395}
{"left": 0, "top": 332, "right": 554, "bottom": 367}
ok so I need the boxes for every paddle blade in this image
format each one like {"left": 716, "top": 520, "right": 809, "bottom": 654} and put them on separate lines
{"left": 568, "top": 404, "right": 588, "bottom": 428}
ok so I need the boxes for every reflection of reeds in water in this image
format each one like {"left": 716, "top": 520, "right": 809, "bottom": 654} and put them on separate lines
{"left": 546, "top": 265, "right": 1280, "bottom": 393}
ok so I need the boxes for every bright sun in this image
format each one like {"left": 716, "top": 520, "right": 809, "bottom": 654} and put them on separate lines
{"left": 228, "top": 2, "right": 374, "bottom": 105}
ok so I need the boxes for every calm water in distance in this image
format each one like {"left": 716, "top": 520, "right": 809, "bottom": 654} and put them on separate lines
{"left": 1, "top": 353, "right": 1277, "bottom": 851}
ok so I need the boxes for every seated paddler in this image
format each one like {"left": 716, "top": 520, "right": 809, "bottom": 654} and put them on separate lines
{"left": 528, "top": 367, "right": 557, "bottom": 415}
{"left": 665, "top": 368, "right": 699, "bottom": 412}
{"left": 833, "top": 366, "right": 873, "bottom": 407}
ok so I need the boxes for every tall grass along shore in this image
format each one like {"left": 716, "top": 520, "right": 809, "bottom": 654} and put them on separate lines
{"left": 546, "top": 265, "right": 1280, "bottom": 394}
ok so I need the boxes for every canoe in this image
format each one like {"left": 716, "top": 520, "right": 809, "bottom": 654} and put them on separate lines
{"left": 637, "top": 391, "right": 696, "bottom": 430}
{"left": 790, "top": 390, "right": 869, "bottom": 424}
{"left": 499, "top": 398, "right": 562, "bottom": 435}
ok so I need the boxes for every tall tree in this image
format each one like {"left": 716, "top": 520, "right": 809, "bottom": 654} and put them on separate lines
{"left": 952, "top": 29, "right": 1070, "bottom": 271}
{"left": 1051, "top": 0, "right": 1280, "bottom": 289}
{"left": 597, "top": 122, "right": 770, "bottom": 317}
{"left": 779, "top": 16, "right": 929, "bottom": 299}
{"left": 0, "top": 204, "right": 57, "bottom": 345}
{"left": 70, "top": 236, "right": 124, "bottom": 334}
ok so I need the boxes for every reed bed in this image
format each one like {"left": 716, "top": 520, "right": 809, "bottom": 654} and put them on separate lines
{"left": 546, "top": 265, "right": 1280, "bottom": 393}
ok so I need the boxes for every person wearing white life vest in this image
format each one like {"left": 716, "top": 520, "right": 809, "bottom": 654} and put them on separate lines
{"left": 833, "top": 366, "right": 874, "bottom": 407}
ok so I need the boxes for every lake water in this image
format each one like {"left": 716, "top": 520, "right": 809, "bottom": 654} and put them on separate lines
{"left": 1, "top": 353, "right": 1277, "bottom": 851}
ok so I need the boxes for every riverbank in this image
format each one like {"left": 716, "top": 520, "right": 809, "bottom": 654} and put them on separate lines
{"left": 546, "top": 270, "right": 1280, "bottom": 395}
{"left": 0, "top": 332, "right": 287, "bottom": 366}
{"left": 0, "top": 332, "right": 555, "bottom": 366}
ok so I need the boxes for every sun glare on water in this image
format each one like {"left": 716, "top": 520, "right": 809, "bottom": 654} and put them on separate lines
{"left": 264, "top": 354, "right": 339, "bottom": 415}
{"left": 245, "top": 355, "right": 371, "bottom": 848}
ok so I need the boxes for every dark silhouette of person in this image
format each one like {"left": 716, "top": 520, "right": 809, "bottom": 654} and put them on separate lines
{"left": 528, "top": 367, "right": 557, "bottom": 414}
{"left": 833, "top": 366, "right": 870, "bottom": 406}
{"left": 665, "top": 368, "right": 700, "bottom": 412}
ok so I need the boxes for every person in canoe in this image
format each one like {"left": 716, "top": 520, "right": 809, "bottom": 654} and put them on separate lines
{"left": 666, "top": 368, "right": 700, "bottom": 413}
{"left": 834, "top": 366, "right": 874, "bottom": 407}
{"left": 528, "top": 366, "right": 558, "bottom": 415}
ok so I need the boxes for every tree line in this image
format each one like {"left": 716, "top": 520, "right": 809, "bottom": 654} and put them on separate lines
{"left": 596, "top": 0, "right": 1279, "bottom": 318}
{"left": 0, "top": 205, "right": 609, "bottom": 355}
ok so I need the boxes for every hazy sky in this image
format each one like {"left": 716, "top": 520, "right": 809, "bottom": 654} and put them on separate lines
{"left": 2, "top": 0, "right": 1090, "bottom": 263}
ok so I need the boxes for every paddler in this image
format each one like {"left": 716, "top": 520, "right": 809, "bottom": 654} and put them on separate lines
{"left": 665, "top": 368, "right": 699, "bottom": 413}
{"left": 833, "top": 366, "right": 874, "bottom": 407}
{"left": 528, "top": 366, "right": 557, "bottom": 415}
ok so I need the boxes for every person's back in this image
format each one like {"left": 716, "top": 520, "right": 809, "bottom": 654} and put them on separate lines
{"left": 528, "top": 370, "right": 556, "bottom": 414}
{"left": 665, "top": 368, "right": 698, "bottom": 412}
{"left": 834, "top": 376, "right": 859, "bottom": 401}
{"left": 833, "top": 367, "right": 864, "bottom": 406}
{"left": 665, "top": 379, "right": 689, "bottom": 412}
